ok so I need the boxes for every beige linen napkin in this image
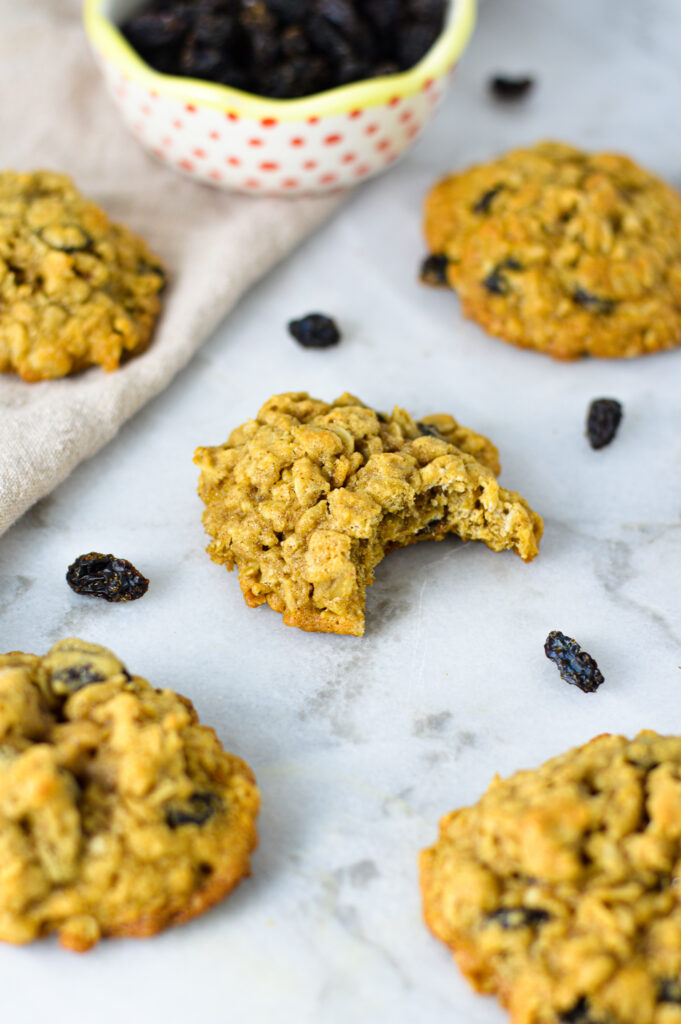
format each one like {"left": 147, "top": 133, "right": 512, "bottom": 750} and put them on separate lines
{"left": 0, "top": 0, "right": 342, "bottom": 538}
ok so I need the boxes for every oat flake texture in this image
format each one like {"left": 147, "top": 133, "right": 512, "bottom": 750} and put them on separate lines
{"left": 0, "top": 638, "right": 259, "bottom": 951}
{"left": 421, "top": 731, "right": 681, "bottom": 1024}
{"left": 195, "top": 392, "right": 543, "bottom": 636}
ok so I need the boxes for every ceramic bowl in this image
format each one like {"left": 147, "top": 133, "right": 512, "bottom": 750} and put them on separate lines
{"left": 83, "top": 0, "right": 476, "bottom": 196}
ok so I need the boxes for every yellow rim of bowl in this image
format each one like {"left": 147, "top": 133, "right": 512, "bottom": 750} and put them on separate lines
{"left": 83, "top": 0, "right": 476, "bottom": 121}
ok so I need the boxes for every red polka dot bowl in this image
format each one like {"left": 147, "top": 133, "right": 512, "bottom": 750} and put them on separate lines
{"left": 83, "top": 0, "right": 476, "bottom": 196}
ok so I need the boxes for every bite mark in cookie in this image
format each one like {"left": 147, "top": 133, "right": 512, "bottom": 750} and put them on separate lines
{"left": 194, "top": 392, "right": 542, "bottom": 636}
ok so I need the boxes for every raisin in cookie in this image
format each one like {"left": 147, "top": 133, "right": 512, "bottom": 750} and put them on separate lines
{"left": 194, "top": 392, "right": 542, "bottom": 636}
{"left": 0, "top": 170, "right": 165, "bottom": 380}
{"left": 423, "top": 141, "right": 681, "bottom": 359}
{"left": 420, "top": 730, "right": 681, "bottom": 1024}
{"left": 0, "top": 638, "right": 259, "bottom": 950}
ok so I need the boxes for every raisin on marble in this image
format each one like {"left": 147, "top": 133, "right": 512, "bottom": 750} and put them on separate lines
{"left": 574, "top": 287, "right": 616, "bottom": 315}
{"left": 166, "top": 792, "right": 221, "bottom": 828}
{"left": 490, "top": 74, "right": 535, "bottom": 100}
{"left": 544, "top": 631, "right": 604, "bottom": 693}
{"left": 487, "top": 907, "right": 550, "bottom": 929}
{"left": 586, "top": 398, "right": 623, "bottom": 450}
{"left": 66, "top": 552, "right": 149, "bottom": 603}
{"left": 420, "top": 254, "right": 450, "bottom": 287}
{"left": 288, "top": 313, "right": 341, "bottom": 348}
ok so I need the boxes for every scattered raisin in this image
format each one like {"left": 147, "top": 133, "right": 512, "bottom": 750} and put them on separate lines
{"left": 375, "top": 411, "right": 388, "bottom": 423}
{"left": 121, "top": 0, "right": 447, "bottom": 100}
{"left": 574, "top": 287, "right": 616, "bottom": 315}
{"left": 66, "top": 552, "right": 149, "bottom": 603}
{"left": 288, "top": 313, "right": 341, "bottom": 348}
{"left": 420, "top": 254, "right": 450, "bottom": 287}
{"left": 658, "top": 979, "right": 681, "bottom": 1004}
{"left": 586, "top": 398, "right": 623, "bottom": 450}
{"left": 472, "top": 185, "right": 504, "bottom": 215}
{"left": 487, "top": 907, "right": 550, "bottom": 929}
{"left": 483, "top": 258, "right": 522, "bottom": 296}
{"left": 544, "top": 631, "right": 604, "bottom": 693}
{"left": 490, "top": 74, "right": 535, "bottom": 100}
{"left": 166, "top": 792, "right": 221, "bottom": 828}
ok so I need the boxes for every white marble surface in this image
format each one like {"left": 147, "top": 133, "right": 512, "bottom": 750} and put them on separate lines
{"left": 2, "top": 1, "right": 681, "bottom": 1021}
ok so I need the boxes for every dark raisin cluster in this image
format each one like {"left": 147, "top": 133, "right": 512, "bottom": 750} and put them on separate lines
{"left": 121, "top": 0, "right": 447, "bottom": 99}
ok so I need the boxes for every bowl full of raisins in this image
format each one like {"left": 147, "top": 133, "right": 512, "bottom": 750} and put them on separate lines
{"left": 83, "top": 0, "right": 476, "bottom": 196}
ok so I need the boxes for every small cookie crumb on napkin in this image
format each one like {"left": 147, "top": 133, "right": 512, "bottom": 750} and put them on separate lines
{"left": 0, "top": 0, "right": 343, "bottom": 538}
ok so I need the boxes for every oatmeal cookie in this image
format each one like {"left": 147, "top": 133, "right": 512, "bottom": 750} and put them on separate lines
{"left": 0, "top": 170, "right": 165, "bottom": 381}
{"left": 423, "top": 141, "right": 681, "bottom": 359}
{"left": 0, "top": 638, "right": 259, "bottom": 950}
{"left": 420, "top": 730, "right": 681, "bottom": 1024}
{"left": 194, "top": 392, "right": 542, "bottom": 636}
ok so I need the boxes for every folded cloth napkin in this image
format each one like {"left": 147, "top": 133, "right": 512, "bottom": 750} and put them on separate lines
{"left": 0, "top": 0, "right": 342, "bottom": 538}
